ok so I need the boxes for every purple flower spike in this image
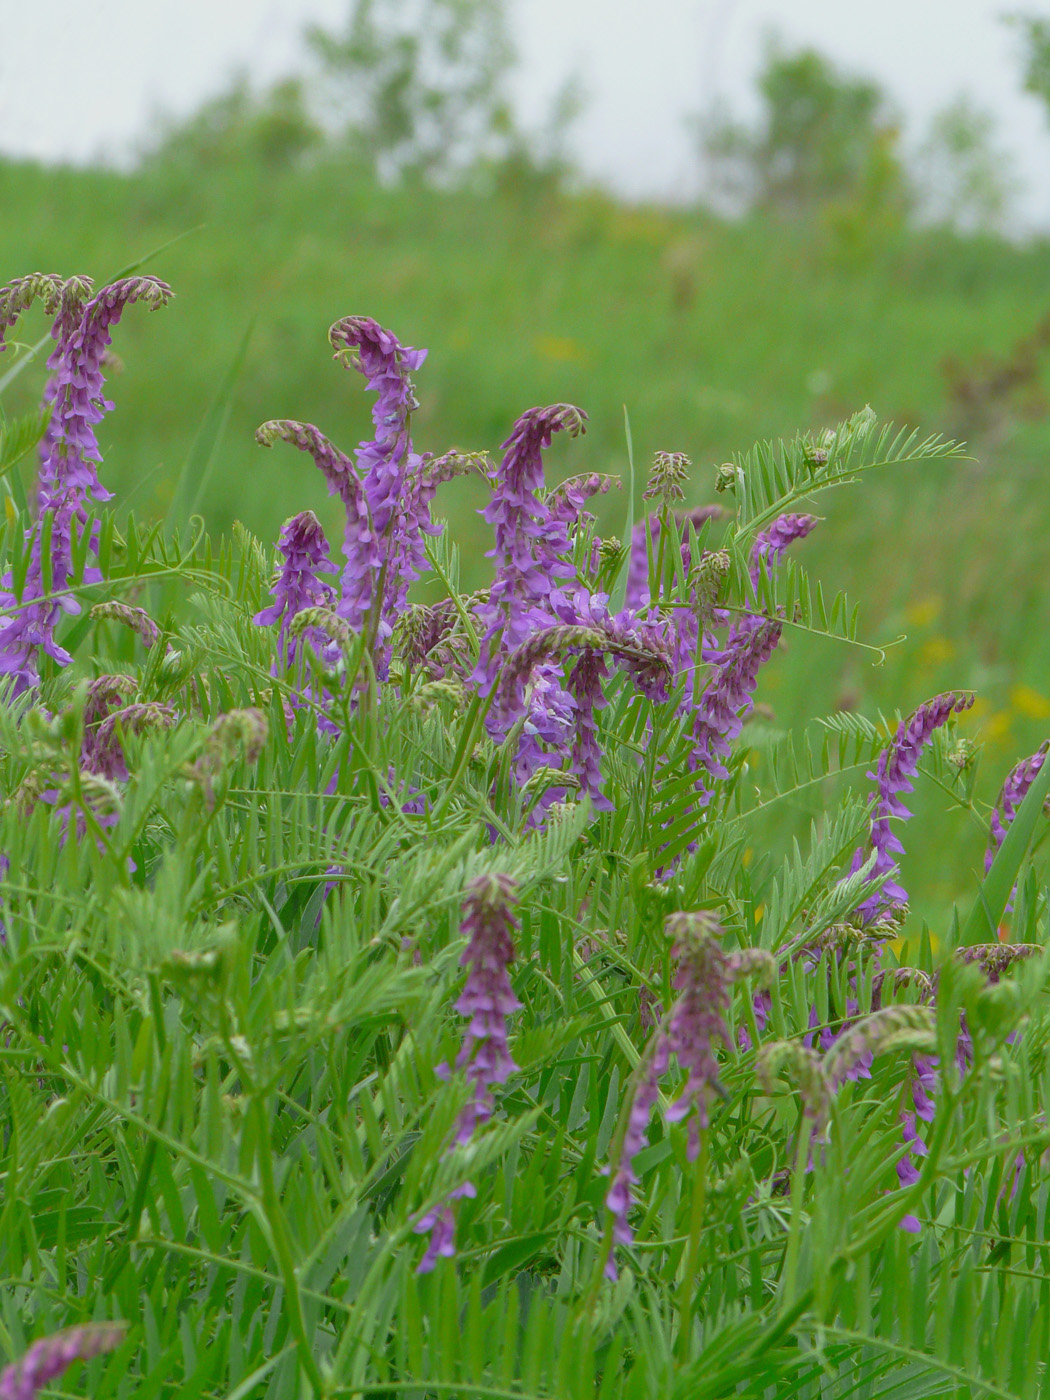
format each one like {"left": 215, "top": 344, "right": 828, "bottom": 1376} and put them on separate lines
{"left": 546, "top": 471, "right": 616, "bottom": 526}
{"left": 604, "top": 914, "right": 769, "bottom": 1273}
{"left": 0, "top": 1323, "right": 125, "bottom": 1400}
{"left": 254, "top": 510, "right": 336, "bottom": 665}
{"left": 661, "top": 913, "right": 737, "bottom": 1160}
{"left": 329, "top": 315, "right": 427, "bottom": 537}
{"left": 40, "top": 276, "right": 172, "bottom": 506}
{"left": 603, "top": 1051, "right": 666, "bottom": 1276}
{"left": 689, "top": 619, "right": 782, "bottom": 799}
{"left": 0, "top": 276, "right": 170, "bottom": 699}
{"left": 567, "top": 648, "right": 612, "bottom": 810}
{"left": 750, "top": 513, "right": 819, "bottom": 587}
{"left": 255, "top": 420, "right": 380, "bottom": 636}
{"left": 985, "top": 743, "right": 1049, "bottom": 874}
{"left": 453, "top": 873, "right": 522, "bottom": 1142}
{"left": 474, "top": 404, "right": 588, "bottom": 691}
{"left": 414, "top": 876, "right": 521, "bottom": 1272}
{"left": 850, "top": 691, "right": 974, "bottom": 921}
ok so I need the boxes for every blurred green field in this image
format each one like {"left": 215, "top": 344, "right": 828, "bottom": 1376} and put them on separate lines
{"left": 5, "top": 152, "right": 1050, "bottom": 915}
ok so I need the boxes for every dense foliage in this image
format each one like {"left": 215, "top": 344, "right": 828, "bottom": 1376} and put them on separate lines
{"left": 0, "top": 269, "right": 1048, "bottom": 1399}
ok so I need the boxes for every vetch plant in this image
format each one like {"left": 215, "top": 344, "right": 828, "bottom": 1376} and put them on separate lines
{"left": 0, "top": 277, "right": 1048, "bottom": 1398}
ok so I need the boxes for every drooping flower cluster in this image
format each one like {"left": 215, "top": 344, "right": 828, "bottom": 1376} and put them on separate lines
{"left": 849, "top": 691, "right": 974, "bottom": 921}
{"left": 253, "top": 317, "right": 819, "bottom": 818}
{"left": 0, "top": 1324, "right": 124, "bottom": 1400}
{"left": 452, "top": 873, "right": 522, "bottom": 1141}
{"left": 255, "top": 320, "right": 440, "bottom": 681}
{"left": 749, "top": 512, "right": 819, "bottom": 588}
{"left": 604, "top": 913, "right": 772, "bottom": 1277}
{"left": 985, "top": 742, "right": 1049, "bottom": 873}
{"left": 0, "top": 273, "right": 171, "bottom": 697}
{"left": 416, "top": 873, "right": 522, "bottom": 1272}
{"left": 252, "top": 510, "right": 336, "bottom": 666}
{"left": 474, "top": 404, "right": 588, "bottom": 689}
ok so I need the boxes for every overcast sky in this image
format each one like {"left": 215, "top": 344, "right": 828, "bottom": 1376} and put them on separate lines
{"left": 3, "top": 0, "right": 1050, "bottom": 224}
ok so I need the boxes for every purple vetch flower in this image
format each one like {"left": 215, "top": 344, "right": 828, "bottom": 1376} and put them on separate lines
{"left": 414, "top": 874, "right": 522, "bottom": 1272}
{"left": 328, "top": 315, "right": 426, "bottom": 537}
{"left": 452, "top": 874, "right": 522, "bottom": 1142}
{"left": 85, "top": 701, "right": 176, "bottom": 784}
{"left": 253, "top": 510, "right": 336, "bottom": 665}
{"left": 0, "top": 1323, "right": 125, "bottom": 1400}
{"left": 660, "top": 913, "right": 743, "bottom": 1159}
{"left": 495, "top": 624, "right": 604, "bottom": 736}
{"left": 0, "top": 273, "right": 65, "bottom": 354}
{"left": 494, "top": 619, "right": 673, "bottom": 797}
{"left": 413, "top": 1180, "right": 477, "bottom": 1274}
{"left": 567, "top": 647, "right": 612, "bottom": 810}
{"left": 513, "top": 665, "right": 577, "bottom": 794}
{"left": 0, "top": 512, "right": 80, "bottom": 697}
{"left": 377, "top": 451, "right": 482, "bottom": 652}
{"left": 473, "top": 405, "right": 588, "bottom": 694}
{"left": 78, "top": 674, "right": 137, "bottom": 777}
{"left": 39, "top": 276, "right": 172, "bottom": 506}
{"left": 546, "top": 471, "right": 616, "bottom": 527}
{"left": 600, "top": 610, "right": 676, "bottom": 703}
{"left": 255, "top": 421, "right": 380, "bottom": 638}
{"left": 896, "top": 1109, "right": 929, "bottom": 1189}
{"left": 985, "top": 742, "right": 1049, "bottom": 874}
{"left": 604, "top": 914, "right": 772, "bottom": 1275}
{"left": 89, "top": 601, "right": 161, "bottom": 649}
{"left": 603, "top": 1049, "right": 667, "bottom": 1278}
{"left": 849, "top": 691, "right": 974, "bottom": 922}
{"left": 258, "top": 318, "right": 441, "bottom": 677}
{"left": 0, "top": 277, "right": 171, "bottom": 700}
{"left": 688, "top": 618, "right": 782, "bottom": 800}
{"left": 804, "top": 997, "right": 873, "bottom": 1082}
{"left": 749, "top": 513, "right": 819, "bottom": 589}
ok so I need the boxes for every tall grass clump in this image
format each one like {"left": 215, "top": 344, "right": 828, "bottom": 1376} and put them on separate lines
{"left": 0, "top": 268, "right": 1048, "bottom": 1398}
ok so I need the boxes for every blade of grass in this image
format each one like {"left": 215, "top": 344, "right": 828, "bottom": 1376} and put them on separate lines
{"left": 166, "top": 319, "right": 254, "bottom": 539}
{"left": 608, "top": 404, "right": 636, "bottom": 614}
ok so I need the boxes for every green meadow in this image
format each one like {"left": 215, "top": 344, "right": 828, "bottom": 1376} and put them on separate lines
{"left": 4, "top": 153, "right": 1050, "bottom": 913}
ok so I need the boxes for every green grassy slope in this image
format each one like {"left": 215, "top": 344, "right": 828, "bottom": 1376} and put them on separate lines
{"left": 5, "top": 154, "right": 1050, "bottom": 914}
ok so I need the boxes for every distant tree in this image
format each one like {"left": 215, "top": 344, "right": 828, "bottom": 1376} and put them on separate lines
{"left": 913, "top": 96, "right": 1017, "bottom": 234}
{"left": 145, "top": 77, "right": 323, "bottom": 173}
{"left": 1008, "top": 11, "right": 1050, "bottom": 122}
{"left": 305, "top": 0, "right": 517, "bottom": 182}
{"left": 697, "top": 42, "right": 907, "bottom": 218}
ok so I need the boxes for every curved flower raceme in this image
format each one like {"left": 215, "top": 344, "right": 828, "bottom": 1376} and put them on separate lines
{"left": 749, "top": 512, "right": 819, "bottom": 588}
{"left": 416, "top": 874, "right": 522, "bottom": 1273}
{"left": 603, "top": 914, "right": 772, "bottom": 1277}
{"left": 253, "top": 509, "right": 336, "bottom": 665}
{"left": 474, "top": 404, "right": 588, "bottom": 694}
{"left": 0, "top": 273, "right": 65, "bottom": 353}
{"left": 688, "top": 618, "right": 782, "bottom": 800}
{"left": 0, "top": 275, "right": 171, "bottom": 699}
{"left": 850, "top": 691, "right": 974, "bottom": 922}
{"left": 329, "top": 314, "right": 426, "bottom": 536}
{"left": 39, "top": 276, "right": 171, "bottom": 505}
{"left": 255, "top": 420, "right": 380, "bottom": 638}
{"left": 0, "top": 1324, "right": 125, "bottom": 1400}
{"left": 985, "top": 742, "right": 1049, "bottom": 874}
{"left": 257, "top": 321, "right": 437, "bottom": 678}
